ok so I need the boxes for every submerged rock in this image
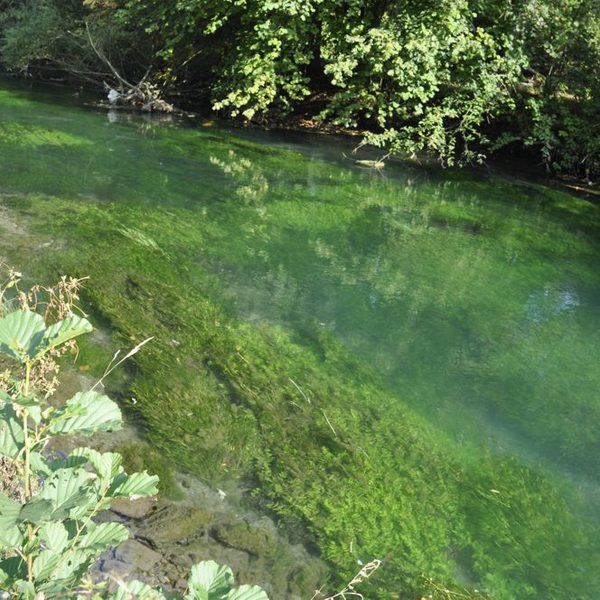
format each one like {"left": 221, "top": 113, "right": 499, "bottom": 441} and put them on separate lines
{"left": 111, "top": 496, "right": 157, "bottom": 520}
{"left": 137, "top": 504, "right": 213, "bottom": 543}
{"left": 212, "top": 518, "right": 277, "bottom": 557}
{"left": 102, "top": 480, "right": 327, "bottom": 599}
{"left": 115, "top": 539, "right": 162, "bottom": 570}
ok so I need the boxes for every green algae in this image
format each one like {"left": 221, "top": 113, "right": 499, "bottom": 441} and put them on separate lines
{"left": 0, "top": 121, "right": 91, "bottom": 148}
{"left": 1, "top": 83, "right": 600, "bottom": 598}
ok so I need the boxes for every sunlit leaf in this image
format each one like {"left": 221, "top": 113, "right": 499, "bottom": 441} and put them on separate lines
{"left": 37, "top": 467, "right": 94, "bottom": 520}
{"left": 30, "top": 451, "right": 52, "bottom": 476}
{"left": 14, "top": 578, "right": 36, "bottom": 598}
{"left": 226, "top": 585, "right": 269, "bottom": 600}
{"left": 0, "top": 310, "right": 45, "bottom": 361}
{"left": 20, "top": 498, "right": 53, "bottom": 524}
{"left": 69, "top": 448, "right": 123, "bottom": 484}
{"left": 0, "top": 493, "right": 20, "bottom": 529}
{"left": 186, "top": 560, "right": 234, "bottom": 600}
{"left": 49, "top": 391, "right": 122, "bottom": 436}
{"left": 79, "top": 522, "right": 128, "bottom": 552}
{"left": 0, "top": 493, "right": 22, "bottom": 550}
{"left": 0, "top": 403, "right": 24, "bottom": 458}
{"left": 40, "top": 315, "right": 93, "bottom": 355}
{"left": 39, "top": 522, "right": 69, "bottom": 554}
{"left": 111, "top": 579, "right": 167, "bottom": 600}
{"left": 45, "top": 548, "right": 90, "bottom": 584}
{"left": 32, "top": 549, "right": 62, "bottom": 581}
{"left": 109, "top": 471, "right": 159, "bottom": 498}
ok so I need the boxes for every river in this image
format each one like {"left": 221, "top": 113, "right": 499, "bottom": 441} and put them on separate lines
{"left": 1, "top": 79, "right": 600, "bottom": 599}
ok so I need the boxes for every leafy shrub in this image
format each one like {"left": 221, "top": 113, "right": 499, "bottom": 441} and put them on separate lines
{"left": 0, "top": 273, "right": 269, "bottom": 599}
{"left": 2, "top": 0, "right": 600, "bottom": 177}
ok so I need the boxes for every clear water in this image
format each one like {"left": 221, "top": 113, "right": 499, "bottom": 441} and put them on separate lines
{"left": 1, "top": 79, "right": 600, "bottom": 598}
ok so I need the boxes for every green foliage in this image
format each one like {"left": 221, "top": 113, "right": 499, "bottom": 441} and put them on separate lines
{"left": 0, "top": 0, "right": 66, "bottom": 69}
{"left": 0, "top": 307, "right": 159, "bottom": 596}
{"left": 1, "top": 0, "right": 600, "bottom": 176}
{"left": 0, "top": 298, "right": 268, "bottom": 599}
{"left": 112, "top": 560, "right": 268, "bottom": 600}
{"left": 116, "top": 442, "right": 182, "bottom": 499}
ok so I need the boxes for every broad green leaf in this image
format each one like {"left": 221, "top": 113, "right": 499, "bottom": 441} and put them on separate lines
{"left": 112, "top": 579, "right": 167, "bottom": 600}
{"left": 26, "top": 404, "right": 42, "bottom": 425}
{"left": 39, "top": 522, "right": 69, "bottom": 554}
{"left": 10, "top": 394, "right": 42, "bottom": 423}
{"left": 30, "top": 451, "right": 52, "bottom": 476}
{"left": 32, "top": 549, "right": 62, "bottom": 581}
{"left": 0, "top": 523, "right": 23, "bottom": 549}
{"left": 11, "top": 393, "right": 40, "bottom": 407}
{"left": 14, "top": 578, "right": 36, "bottom": 599}
{"left": 226, "top": 586, "right": 269, "bottom": 600}
{"left": 79, "top": 522, "right": 128, "bottom": 552}
{"left": 20, "top": 498, "right": 54, "bottom": 524}
{"left": 109, "top": 471, "right": 159, "bottom": 499}
{"left": 69, "top": 448, "right": 123, "bottom": 484}
{"left": 0, "top": 403, "right": 24, "bottom": 458}
{"left": 44, "top": 548, "right": 90, "bottom": 584}
{"left": 186, "top": 560, "right": 234, "bottom": 600}
{"left": 40, "top": 315, "right": 93, "bottom": 355}
{"left": 0, "top": 492, "right": 21, "bottom": 545}
{"left": 0, "top": 310, "right": 45, "bottom": 361}
{"left": 38, "top": 467, "right": 94, "bottom": 520}
{"left": 0, "top": 556, "right": 26, "bottom": 583}
{"left": 49, "top": 391, "right": 122, "bottom": 436}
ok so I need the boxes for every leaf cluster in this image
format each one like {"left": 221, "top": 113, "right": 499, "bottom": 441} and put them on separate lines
{"left": 0, "top": 297, "right": 269, "bottom": 600}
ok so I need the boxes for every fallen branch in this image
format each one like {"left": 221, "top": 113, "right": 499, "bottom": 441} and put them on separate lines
{"left": 84, "top": 22, "right": 174, "bottom": 113}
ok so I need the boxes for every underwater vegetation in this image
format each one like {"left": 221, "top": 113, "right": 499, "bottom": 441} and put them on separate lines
{"left": 1, "top": 83, "right": 600, "bottom": 598}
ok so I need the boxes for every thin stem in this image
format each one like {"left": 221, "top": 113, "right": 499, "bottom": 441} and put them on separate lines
{"left": 22, "top": 361, "right": 32, "bottom": 499}
{"left": 22, "top": 361, "right": 35, "bottom": 582}
{"left": 91, "top": 337, "right": 153, "bottom": 392}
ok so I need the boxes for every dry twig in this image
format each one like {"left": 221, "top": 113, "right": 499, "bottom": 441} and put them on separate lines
{"left": 311, "top": 560, "right": 382, "bottom": 600}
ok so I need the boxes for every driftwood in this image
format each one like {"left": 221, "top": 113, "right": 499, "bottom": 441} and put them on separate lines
{"left": 85, "top": 22, "right": 174, "bottom": 113}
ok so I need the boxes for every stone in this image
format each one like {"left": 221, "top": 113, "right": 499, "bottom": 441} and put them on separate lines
{"left": 287, "top": 557, "right": 327, "bottom": 597}
{"left": 99, "top": 558, "right": 134, "bottom": 578}
{"left": 138, "top": 504, "right": 212, "bottom": 544}
{"left": 114, "top": 539, "right": 161, "bottom": 571}
{"left": 111, "top": 496, "right": 157, "bottom": 520}
{"left": 212, "top": 518, "right": 276, "bottom": 557}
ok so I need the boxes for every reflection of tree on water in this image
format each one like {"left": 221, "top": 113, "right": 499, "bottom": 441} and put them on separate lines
{"left": 106, "top": 109, "right": 175, "bottom": 130}
{"left": 209, "top": 150, "right": 269, "bottom": 204}
{"left": 207, "top": 167, "right": 600, "bottom": 490}
{"left": 524, "top": 285, "right": 580, "bottom": 324}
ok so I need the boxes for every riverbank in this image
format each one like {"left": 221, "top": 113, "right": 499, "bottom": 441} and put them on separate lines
{"left": 4, "top": 73, "right": 599, "bottom": 200}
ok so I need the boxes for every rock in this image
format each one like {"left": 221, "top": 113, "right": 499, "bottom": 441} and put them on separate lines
{"left": 95, "top": 509, "right": 127, "bottom": 524}
{"left": 138, "top": 504, "right": 212, "bottom": 544}
{"left": 99, "top": 558, "right": 134, "bottom": 579}
{"left": 115, "top": 539, "right": 161, "bottom": 571}
{"left": 212, "top": 518, "right": 276, "bottom": 557}
{"left": 111, "top": 496, "right": 157, "bottom": 520}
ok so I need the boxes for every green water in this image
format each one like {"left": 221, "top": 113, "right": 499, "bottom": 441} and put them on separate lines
{"left": 1, "top": 80, "right": 600, "bottom": 599}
